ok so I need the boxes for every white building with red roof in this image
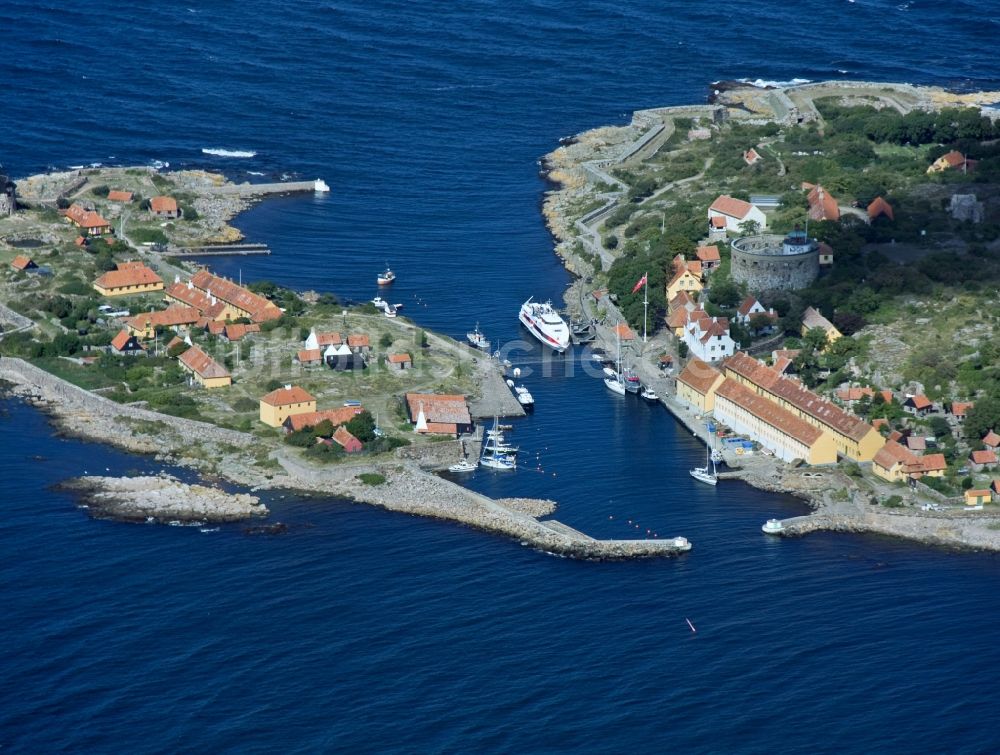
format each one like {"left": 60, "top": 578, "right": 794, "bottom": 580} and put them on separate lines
{"left": 682, "top": 310, "right": 737, "bottom": 363}
{"left": 707, "top": 195, "right": 767, "bottom": 234}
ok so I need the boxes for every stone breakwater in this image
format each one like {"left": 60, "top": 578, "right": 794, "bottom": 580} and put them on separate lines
{"left": 62, "top": 474, "right": 268, "bottom": 523}
{"left": 1, "top": 358, "right": 687, "bottom": 559}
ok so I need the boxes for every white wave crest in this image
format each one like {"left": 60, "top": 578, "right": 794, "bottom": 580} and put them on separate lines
{"left": 739, "top": 77, "right": 812, "bottom": 88}
{"left": 201, "top": 148, "right": 257, "bottom": 158}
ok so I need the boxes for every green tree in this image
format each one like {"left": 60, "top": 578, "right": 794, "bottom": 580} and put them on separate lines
{"left": 346, "top": 410, "right": 377, "bottom": 442}
{"left": 965, "top": 397, "right": 1000, "bottom": 441}
{"left": 737, "top": 219, "right": 761, "bottom": 236}
{"left": 803, "top": 327, "right": 829, "bottom": 353}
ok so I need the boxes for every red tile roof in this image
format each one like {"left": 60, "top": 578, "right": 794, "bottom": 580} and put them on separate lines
{"left": 867, "top": 196, "right": 894, "bottom": 221}
{"left": 405, "top": 393, "right": 471, "bottom": 425}
{"left": 283, "top": 407, "right": 363, "bottom": 432}
{"left": 873, "top": 439, "right": 919, "bottom": 472}
{"left": 164, "top": 282, "right": 228, "bottom": 320}
{"left": 709, "top": 195, "right": 754, "bottom": 219}
{"left": 65, "top": 203, "right": 111, "bottom": 230}
{"left": 836, "top": 387, "right": 874, "bottom": 402}
{"left": 919, "top": 454, "right": 946, "bottom": 473}
{"left": 222, "top": 323, "right": 260, "bottom": 341}
{"left": 347, "top": 334, "right": 370, "bottom": 348}
{"left": 260, "top": 385, "right": 315, "bottom": 407}
{"left": 941, "top": 150, "right": 967, "bottom": 168}
{"left": 613, "top": 323, "right": 635, "bottom": 341}
{"left": 737, "top": 295, "right": 761, "bottom": 317}
{"left": 314, "top": 332, "right": 342, "bottom": 347}
{"left": 126, "top": 305, "right": 201, "bottom": 331}
{"left": 189, "top": 270, "right": 282, "bottom": 322}
{"left": 94, "top": 262, "right": 162, "bottom": 290}
{"left": 971, "top": 450, "right": 998, "bottom": 465}
{"left": 906, "top": 435, "right": 926, "bottom": 451}
{"left": 332, "top": 426, "right": 363, "bottom": 452}
{"left": 178, "top": 345, "right": 230, "bottom": 380}
{"left": 150, "top": 196, "right": 178, "bottom": 214}
{"left": 716, "top": 378, "right": 824, "bottom": 447}
{"left": 677, "top": 357, "right": 723, "bottom": 395}
{"left": 982, "top": 431, "right": 1000, "bottom": 447}
{"left": 11, "top": 255, "right": 35, "bottom": 270}
{"left": 297, "top": 348, "right": 322, "bottom": 363}
{"left": 710, "top": 216, "right": 727, "bottom": 229}
{"left": 107, "top": 190, "right": 133, "bottom": 202}
{"left": 743, "top": 148, "right": 762, "bottom": 164}
{"left": 951, "top": 401, "right": 974, "bottom": 417}
{"left": 807, "top": 185, "right": 839, "bottom": 221}
{"left": 906, "top": 394, "right": 932, "bottom": 410}
{"left": 387, "top": 353, "right": 411, "bottom": 363}
{"left": 696, "top": 245, "right": 721, "bottom": 263}
{"left": 110, "top": 330, "right": 139, "bottom": 351}
{"left": 872, "top": 418, "right": 889, "bottom": 430}
{"left": 724, "top": 351, "right": 781, "bottom": 391}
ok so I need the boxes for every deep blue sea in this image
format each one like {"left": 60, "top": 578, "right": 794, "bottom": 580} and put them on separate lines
{"left": 3, "top": 1, "right": 1000, "bottom": 751}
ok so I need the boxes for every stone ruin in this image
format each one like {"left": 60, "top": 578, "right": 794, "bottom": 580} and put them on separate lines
{"left": 949, "top": 193, "right": 984, "bottom": 224}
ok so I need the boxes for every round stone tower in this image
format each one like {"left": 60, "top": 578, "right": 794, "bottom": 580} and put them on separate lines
{"left": 730, "top": 229, "right": 819, "bottom": 291}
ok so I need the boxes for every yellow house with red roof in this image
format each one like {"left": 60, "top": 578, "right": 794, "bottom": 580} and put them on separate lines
{"left": 259, "top": 385, "right": 317, "bottom": 427}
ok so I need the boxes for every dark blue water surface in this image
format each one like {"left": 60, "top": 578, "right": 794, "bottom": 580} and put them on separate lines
{"left": 3, "top": 1, "right": 1000, "bottom": 751}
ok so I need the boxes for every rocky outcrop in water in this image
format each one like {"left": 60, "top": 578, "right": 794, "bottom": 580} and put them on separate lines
{"left": 62, "top": 474, "right": 268, "bottom": 524}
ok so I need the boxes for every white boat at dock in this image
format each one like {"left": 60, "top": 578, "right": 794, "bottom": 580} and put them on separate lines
{"left": 371, "top": 295, "right": 388, "bottom": 311}
{"left": 449, "top": 458, "right": 478, "bottom": 473}
{"left": 467, "top": 322, "right": 490, "bottom": 350}
{"left": 604, "top": 377, "right": 626, "bottom": 395}
{"left": 518, "top": 297, "right": 570, "bottom": 353}
{"left": 690, "top": 444, "right": 718, "bottom": 486}
{"left": 383, "top": 302, "right": 397, "bottom": 318}
{"left": 481, "top": 418, "right": 518, "bottom": 469}
{"left": 640, "top": 386, "right": 659, "bottom": 402}
{"left": 509, "top": 382, "right": 534, "bottom": 409}
{"left": 604, "top": 322, "right": 627, "bottom": 395}
{"left": 602, "top": 366, "right": 618, "bottom": 379}
{"left": 377, "top": 265, "right": 396, "bottom": 285}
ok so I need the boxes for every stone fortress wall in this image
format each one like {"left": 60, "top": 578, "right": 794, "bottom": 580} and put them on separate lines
{"left": 730, "top": 231, "right": 819, "bottom": 291}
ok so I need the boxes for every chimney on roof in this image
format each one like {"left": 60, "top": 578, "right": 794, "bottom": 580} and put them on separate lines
{"left": 174, "top": 274, "right": 180, "bottom": 284}
{"left": 210, "top": 295, "right": 216, "bottom": 305}
{"left": 414, "top": 402, "right": 427, "bottom": 433}
{"left": 284, "top": 384, "right": 291, "bottom": 391}
{"left": 187, "top": 280, "right": 193, "bottom": 289}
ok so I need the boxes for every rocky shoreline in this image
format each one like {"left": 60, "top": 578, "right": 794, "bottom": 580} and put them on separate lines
{"left": 62, "top": 473, "right": 268, "bottom": 524}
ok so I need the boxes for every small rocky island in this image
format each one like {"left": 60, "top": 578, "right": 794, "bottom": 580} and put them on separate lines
{"left": 63, "top": 473, "right": 269, "bottom": 524}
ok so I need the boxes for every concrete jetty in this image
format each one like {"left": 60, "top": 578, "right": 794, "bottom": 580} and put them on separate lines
{"left": 166, "top": 243, "right": 271, "bottom": 258}
{"left": 468, "top": 360, "right": 526, "bottom": 419}
{"left": 206, "top": 179, "right": 327, "bottom": 197}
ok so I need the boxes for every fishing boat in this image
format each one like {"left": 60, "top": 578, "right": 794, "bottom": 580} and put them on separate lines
{"left": 689, "top": 444, "right": 718, "bottom": 486}
{"left": 371, "top": 295, "right": 388, "bottom": 311}
{"left": 640, "top": 386, "right": 659, "bottom": 402}
{"left": 622, "top": 366, "right": 642, "bottom": 394}
{"left": 518, "top": 297, "right": 570, "bottom": 353}
{"left": 449, "top": 458, "right": 478, "bottom": 473}
{"left": 377, "top": 266, "right": 396, "bottom": 285}
{"left": 466, "top": 322, "right": 490, "bottom": 350}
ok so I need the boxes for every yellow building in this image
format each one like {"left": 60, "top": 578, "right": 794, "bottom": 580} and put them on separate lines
{"left": 666, "top": 268, "right": 703, "bottom": 301}
{"left": 723, "top": 351, "right": 881, "bottom": 462}
{"left": 801, "top": 306, "right": 842, "bottom": 346}
{"left": 676, "top": 358, "right": 724, "bottom": 413}
{"left": 713, "top": 379, "right": 838, "bottom": 465}
{"left": 178, "top": 345, "right": 231, "bottom": 389}
{"left": 965, "top": 489, "right": 990, "bottom": 506}
{"left": 93, "top": 262, "right": 164, "bottom": 297}
{"left": 259, "top": 385, "right": 317, "bottom": 427}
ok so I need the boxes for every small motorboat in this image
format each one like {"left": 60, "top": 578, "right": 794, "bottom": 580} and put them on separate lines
{"left": 762, "top": 519, "right": 784, "bottom": 534}
{"left": 383, "top": 303, "right": 397, "bottom": 318}
{"left": 371, "top": 295, "right": 388, "bottom": 311}
{"left": 377, "top": 266, "right": 396, "bottom": 285}
{"left": 449, "top": 458, "right": 478, "bottom": 473}
{"left": 513, "top": 385, "right": 534, "bottom": 409}
{"left": 622, "top": 367, "right": 641, "bottom": 394}
{"left": 640, "top": 386, "right": 659, "bottom": 402}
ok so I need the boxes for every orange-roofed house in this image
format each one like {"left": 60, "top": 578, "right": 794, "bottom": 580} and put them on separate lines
{"left": 107, "top": 190, "right": 133, "bottom": 202}
{"left": 347, "top": 334, "right": 371, "bottom": 353}
{"left": 806, "top": 184, "right": 840, "bottom": 222}
{"left": 919, "top": 453, "right": 947, "bottom": 477}
{"left": 150, "top": 196, "right": 180, "bottom": 219}
{"left": 964, "top": 489, "right": 990, "bottom": 507}
{"left": 259, "top": 385, "right": 317, "bottom": 427}
{"left": 387, "top": 353, "right": 412, "bottom": 371}
{"left": 11, "top": 255, "right": 37, "bottom": 271}
{"left": 110, "top": 329, "right": 144, "bottom": 356}
{"left": 903, "top": 394, "right": 934, "bottom": 417}
{"left": 187, "top": 269, "right": 282, "bottom": 323}
{"left": 695, "top": 245, "right": 721, "bottom": 271}
{"left": 282, "top": 407, "right": 363, "bottom": 434}
{"left": 222, "top": 323, "right": 260, "bottom": 342}
{"left": 867, "top": 196, "right": 894, "bottom": 222}
{"left": 164, "top": 280, "right": 229, "bottom": 321}
{"left": 296, "top": 348, "right": 323, "bottom": 367}
{"left": 64, "top": 203, "right": 112, "bottom": 236}
{"left": 684, "top": 311, "right": 736, "bottom": 363}
{"left": 708, "top": 214, "right": 728, "bottom": 241}
{"left": 872, "top": 439, "right": 925, "bottom": 483}
{"left": 970, "top": 449, "right": 998, "bottom": 472}
{"left": 743, "top": 148, "right": 762, "bottom": 166}
{"left": 125, "top": 305, "right": 201, "bottom": 339}
{"left": 304, "top": 329, "right": 342, "bottom": 351}
{"left": 676, "top": 357, "right": 725, "bottom": 413}
{"left": 178, "top": 345, "right": 231, "bottom": 388}
{"left": 713, "top": 378, "right": 838, "bottom": 465}
{"left": 405, "top": 393, "right": 473, "bottom": 436}
{"left": 928, "top": 150, "right": 977, "bottom": 175}
{"left": 991, "top": 479, "right": 1000, "bottom": 503}
{"left": 93, "top": 262, "right": 164, "bottom": 297}
{"left": 332, "top": 426, "right": 363, "bottom": 454}
{"left": 736, "top": 295, "right": 778, "bottom": 334}
{"left": 982, "top": 431, "right": 1000, "bottom": 452}
{"left": 707, "top": 194, "right": 766, "bottom": 234}
{"left": 950, "top": 402, "right": 974, "bottom": 419}
{"left": 613, "top": 322, "right": 635, "bottom": 342}
{"left": 801, "top": 306, "right": 842, "bottom": 346}
{"left": 666, "top": 267, "right": 703, "bottom": 301}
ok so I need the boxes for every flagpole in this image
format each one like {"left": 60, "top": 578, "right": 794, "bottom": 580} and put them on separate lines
{"left": 643, "top": 270, "right": 648, "bottom": 344}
